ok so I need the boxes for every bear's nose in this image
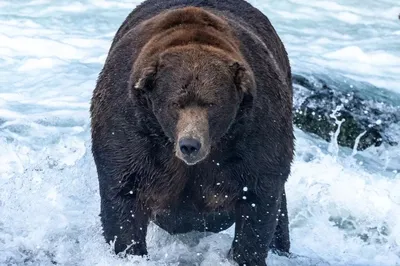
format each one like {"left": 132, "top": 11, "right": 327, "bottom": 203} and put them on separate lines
{"left": 179, "top": 137, "right": 201, "bottom": 156}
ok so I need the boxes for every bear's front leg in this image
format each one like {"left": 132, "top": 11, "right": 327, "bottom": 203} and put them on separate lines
{"left": 269, "top": 189, "right": 290, "bottom": 255}
{"left": 230, "top": 179, "right": 285, "bottom": 266}
{"left": 99, "top": 186, "right": 150, "bottom": 256}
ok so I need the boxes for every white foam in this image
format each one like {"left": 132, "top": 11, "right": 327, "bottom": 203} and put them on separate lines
{"left": 41, "top": 3, "right": 89, "bottom": 13}
{"left": 333, "top": 12, "right": 361, "bottom": 24}
{"left": 0, "top": 34, "right": 84, "bottom": 59}
{"left": 18, "top": 58, "right": 66, "bottom": 71}
{"left": 325, "top": 46, "right": 400, "bottom": 67}
{"left": 88, "top": 0, "right": 136, "bottom": 9}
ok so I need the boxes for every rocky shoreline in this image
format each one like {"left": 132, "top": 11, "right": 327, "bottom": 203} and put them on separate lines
{"left": 292, "top": 73, "right": 400, "bottom": 151}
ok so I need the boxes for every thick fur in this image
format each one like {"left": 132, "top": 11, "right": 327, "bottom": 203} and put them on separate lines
{"left": 91, "top": 1, "right": 293, "bottom": 265}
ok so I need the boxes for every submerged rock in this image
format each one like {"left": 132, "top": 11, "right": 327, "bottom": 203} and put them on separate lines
{"left": 292, "top": 73, "right": 400, "bottom": 151}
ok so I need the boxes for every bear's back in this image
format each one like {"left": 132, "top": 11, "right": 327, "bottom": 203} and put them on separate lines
{"left": 111, "top": 0, "right": 260, "bottom": 45}
{"left": 110, "top": 0, "right": 287, "bottom": 68}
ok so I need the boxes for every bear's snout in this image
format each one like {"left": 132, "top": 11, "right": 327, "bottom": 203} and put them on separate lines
{"left": 175, "top": 107, "right": 210, "bottom": 165}
{"left": 179, "top": 137, "right": 201, "bottom": 156}
{"left": 176, "top": 135, "right": 208, "bottom": 165}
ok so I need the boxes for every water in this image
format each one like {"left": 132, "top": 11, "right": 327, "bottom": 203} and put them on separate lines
{"left": 0, "top": 0, "right": 399, "bottom": 265}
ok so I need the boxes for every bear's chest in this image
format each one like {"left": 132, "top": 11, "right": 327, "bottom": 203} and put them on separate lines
{"left": 181, "top": 167, "right": 241, "bottom": 211}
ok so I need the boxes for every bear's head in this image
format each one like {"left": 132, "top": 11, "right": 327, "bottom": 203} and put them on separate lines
{"left": 131, "top": 46, "right": 255, "bottom": 165}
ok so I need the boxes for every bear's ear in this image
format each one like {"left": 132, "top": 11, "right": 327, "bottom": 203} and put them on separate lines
{"left": 230, "top": 62, "right": 256, "bottom": 96}
{"left": 134, "top": 66, "right": 156, "bottom": 90}
{"left": 130, "top": 60, "right": 158, "bottom": 91}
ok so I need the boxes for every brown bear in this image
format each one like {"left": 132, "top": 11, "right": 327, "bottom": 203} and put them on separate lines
{"left": 90, "top": 0, "right": 294, "bottom": 265}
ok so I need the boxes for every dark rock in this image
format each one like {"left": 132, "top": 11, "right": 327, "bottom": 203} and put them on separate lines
{"left": 292, "top": 73, "right": 400, "bottom": 150}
